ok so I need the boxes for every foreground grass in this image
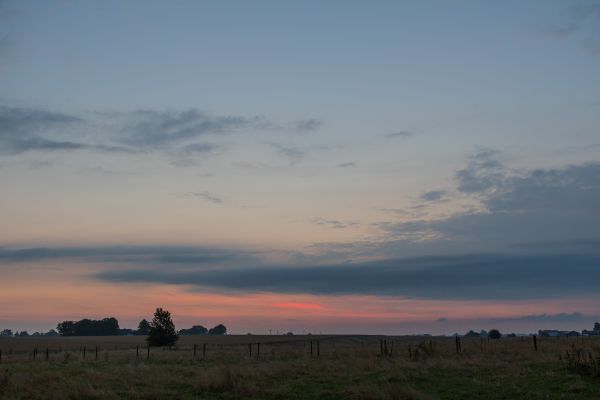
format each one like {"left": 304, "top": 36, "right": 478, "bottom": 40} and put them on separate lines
{"left": 1, "top": 337, "right": 600, "bottom": 399}
{"left": 1, "top": 354, "right": 599, "bottom": 399}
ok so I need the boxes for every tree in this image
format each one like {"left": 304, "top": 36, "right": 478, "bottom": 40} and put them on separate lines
{"left": 208, "top": 324, "right": 227, "bottom": 335}
{"left": 179, "top": 325, "right": 208, "bottom": 335}
{"left": 57, "top": 321, "right": 76, "bottom": 336}
{"left": 137, "top": 319, "right": 150, "bottom": 335}
{"left": 465, "top": 330, "right": 480, "bottom": 337}
{"left": 0, "top": 329, "right": 12, "bottom": 337}
{"left": 594, "top": 322, "right": 600, "bottom": 333}
{"left": 488, "top": 329, "right": 502, "bottom": 339}
{"left": 147, "top": 308, "right": 179, "bottom": 346}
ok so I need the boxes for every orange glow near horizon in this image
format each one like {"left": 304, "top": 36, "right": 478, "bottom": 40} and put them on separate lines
{"left": 2, "top": 262, "right": 599, "bottom": 334}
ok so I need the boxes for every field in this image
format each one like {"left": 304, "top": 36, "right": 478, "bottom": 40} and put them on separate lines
{"left": 1, "top": 335, "right": 600, "bottom": 399}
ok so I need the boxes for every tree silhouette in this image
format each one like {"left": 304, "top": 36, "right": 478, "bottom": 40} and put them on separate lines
{"left": 208, "top": 324, "right": 227, "bottom": 335}
{"left": 147, "top": 308, "right": 179, "bottom": 346}
{"left": 137, "top": 319, "right": 150, "bottom": 335}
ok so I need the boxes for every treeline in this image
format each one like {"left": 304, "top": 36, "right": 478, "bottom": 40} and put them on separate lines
{"left": 0, "top": 317, "right": 227, "bottom": 338}
{"left": 179, "top": 324, "right": 227, "bottom": 335}
{"left": 1, "top": 329, "right": 58, "bottom": 337}
{"left": 57, "top": 318, "right": 120, "bottom": 336}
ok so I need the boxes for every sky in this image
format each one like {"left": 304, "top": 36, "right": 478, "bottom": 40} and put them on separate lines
{"left": 1, "top": 0, "right": 599, "bottom": 335}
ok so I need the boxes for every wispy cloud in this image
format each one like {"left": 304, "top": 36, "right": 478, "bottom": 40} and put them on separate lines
{"left": 113, "top": 109, "right": 267, "bottom": 149}
{"left": 181, "top": 191, "right": 223, "bottom": 204}
{"left": 310, "top": 217, "right": 359, "bottom": 229}
{"left": 177, "top": 143, "right": 219, "bottom": 156}
{"left": 268, "top": 142, "right": 307, "bottom": 160}
{"left": 385, "top": 131, "right": 413, "bottom": 139}
{"left": 548, "top": 2, "right": 600, "bottom": 54}
{"left": 420, "top": 190, "right": 447, "bottom": 202}
{"left": 0, "top": 105, "right": 321, "bottom": 161}
{"left": 338, "top": 162, "right": 355, "bottom": 168}
{"left": 295, "top": 119, "right": 322, "bottom": 134}
{"left": 0, "top": 245, "right": 237, "bottom": 265}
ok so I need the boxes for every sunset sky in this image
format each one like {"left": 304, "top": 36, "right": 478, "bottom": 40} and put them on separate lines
{"left": 1, "top": 0, "right": 599, "bottom": 335}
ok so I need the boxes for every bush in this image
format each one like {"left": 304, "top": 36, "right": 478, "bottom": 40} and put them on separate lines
{"left": 489, "top": 329, "right": 502, "bottom": 339}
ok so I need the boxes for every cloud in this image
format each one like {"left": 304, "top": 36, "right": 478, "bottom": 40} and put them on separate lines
{"left": 433, "top": 312, "right": 597, "bottom": 333}
{"left": 310, "top": 217, "right": 359, "bottom": 229}
{"left": 95, "top": 251, "right": 600, "bottom": 300}
{"left": 549, "top": 3, "right": 600, "bottom": 36}
{"left": 455, "top": 149, "right": 505, "bottom": 194}
{"left": 548, "top": 2, "right": 600, "bottom": 54}
{"left": 113, "top": 109, "right": 267, "bottom": 149}
{"left": 0, "top": 245, "right": 237, "bottom": 265}
{"left": 177, "top": 143, "right": 219, "bottom": 156}
{"left": 385, "top": 131, "right": 413, "bottom": 139}
{"left": 169, "top": 143, "right": 219, "bottom": 167}
{"left": 377, "top": 158, "right": 600, "bottom": 255}
{"left": 0, "top": 106, "right": 137, "bottom": 155}
{"left": 1, "top": 105, "right": 320, "bottom": 159}
{"left": 267, "top": 142, "right": 309, "bottom": 164}
{"left": 266, "top": 142, "right": 330, "bottom": 165}
{"left": 295, "top": 119, "right": 322, "bottom": 134}
{"left": 420, "top": 190, "right": 447, "bottom": 202}
{"left": 182, "top": 191, "right": 223, "bottom": 204}
{"left": 338, "top": 162, "right": 355, "bottom": 168}
{"left": 0, "top": 106, "right": 84, "bottom": 154}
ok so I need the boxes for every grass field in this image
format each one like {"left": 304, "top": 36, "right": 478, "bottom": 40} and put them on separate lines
{"left": 1, "top": 335, "right": 599, "bottom": 399}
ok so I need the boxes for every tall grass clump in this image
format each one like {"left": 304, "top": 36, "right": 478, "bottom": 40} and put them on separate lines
{"left": 561, "top": 345, "right": 600, "bottom": 378}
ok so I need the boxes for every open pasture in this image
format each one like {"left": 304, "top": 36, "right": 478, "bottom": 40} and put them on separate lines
{"left": 1, "top": 335, "right": 600, "bottom": 399}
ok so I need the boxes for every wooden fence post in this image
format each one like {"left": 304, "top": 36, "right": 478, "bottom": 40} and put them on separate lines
{"left": 249, "top": 343, "right": 252, "bottom": 357}
{"left": 83, "top": 346, "right": 86, "bottom": 360}
{"left": 33, "top": 348, "right": 37, "bottom": 361}
{"left": 46, "top": 348, "right": 49, "bottom": 361}
{"left": 317, "top": 340, "right": 320, "bottom": 357}
{"left": 147, "top": 345, "right": 150, "bottom": 360}
{"left": 257, "top": 343, "right": 260, "bottom": 358}
{"left": 384, "top": 340, "right": 388, "bottom": 356}
{"left": 0, "top": 349, "right": 2, "bottom": 362}
{"left": 310, "top": 340, "right": 313, "bottom": 356}
{"left": 136, "top": 345, "right": 139, "bottom": 359}
{"left": 533, "top": 335, "right": 538, "bottom": 352}
{"left": 380, "top": 339, "right": 383, "bottom": 356}
{"left": 203, "top": 343, "right": 206, "bottom": 358}
{"left": 95, "top": 346, "right": 98, "bottom": 361}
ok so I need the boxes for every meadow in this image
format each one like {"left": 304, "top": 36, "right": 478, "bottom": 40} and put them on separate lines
{"left": 1, "top": 335, "right": 600, "bottom": 399}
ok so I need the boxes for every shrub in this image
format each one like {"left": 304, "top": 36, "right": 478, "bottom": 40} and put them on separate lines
{"left": 489, "top": 329, "right": 501, "bottom": 339}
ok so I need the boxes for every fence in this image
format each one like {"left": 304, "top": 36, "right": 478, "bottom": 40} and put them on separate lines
{"left": 0, "top": 334, "right": 567, "bottom": 364}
